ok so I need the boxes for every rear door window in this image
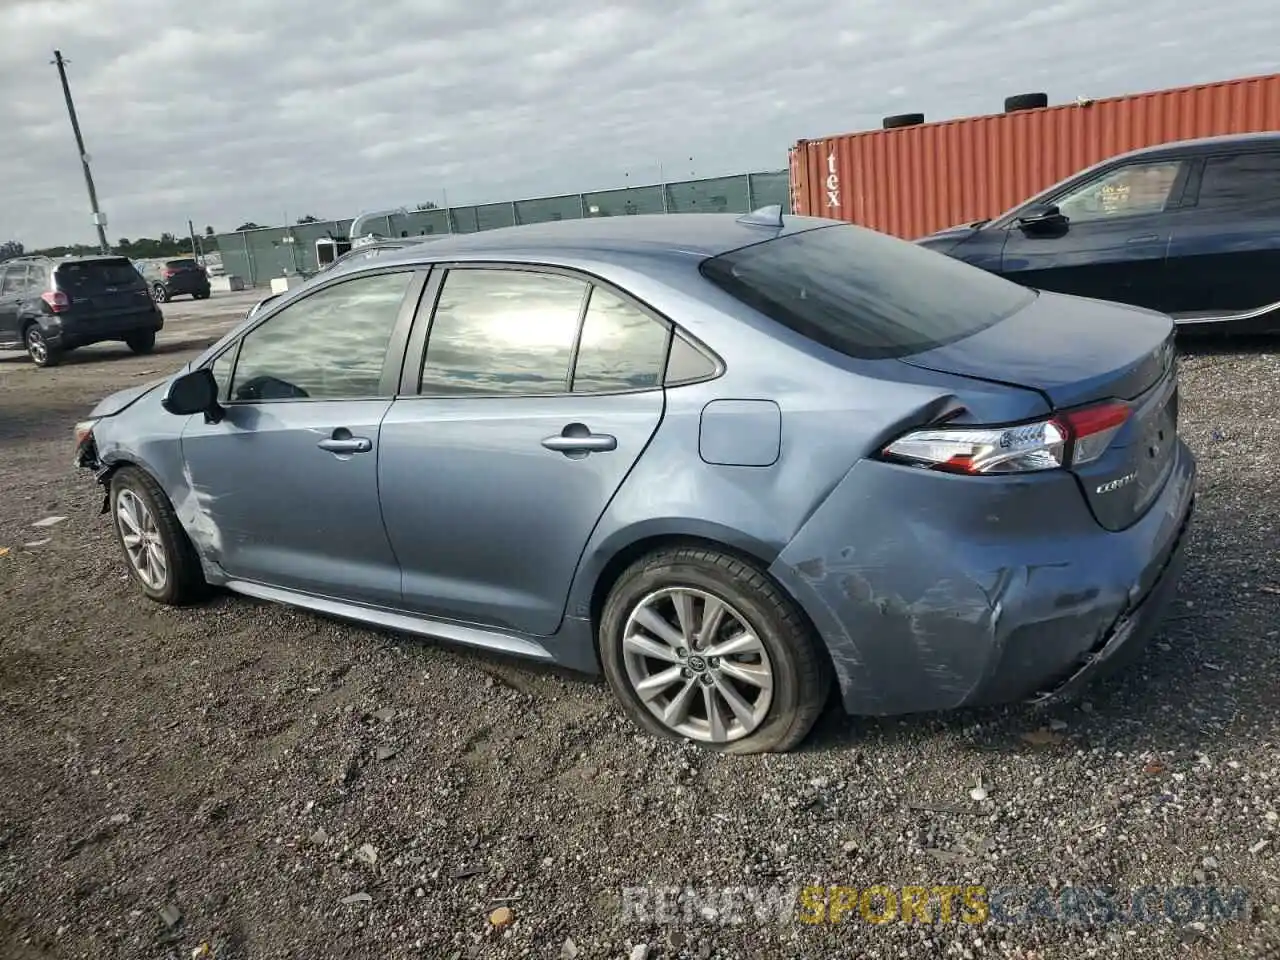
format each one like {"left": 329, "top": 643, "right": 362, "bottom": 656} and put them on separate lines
{"left": 570, "top": 287, "right": 670, "bottom": 393}
{"left": 418, "top": 268, "right": 586, "bottom": 396}
{"left": 699, "top": 223, "right": 1035, "bottom": 360}
{"left": 56, "top": 259, "right": 145, "bottom": 293}
{"left": 1192, "top": 152, "right": 1280, "bottom": 215}
{"left": 0, "top": 266, "right": 27, "bottom": 295}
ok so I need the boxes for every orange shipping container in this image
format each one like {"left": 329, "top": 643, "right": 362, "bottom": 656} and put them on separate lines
{"left": 790, "top": 73, "right": 1280, "bottom": 240}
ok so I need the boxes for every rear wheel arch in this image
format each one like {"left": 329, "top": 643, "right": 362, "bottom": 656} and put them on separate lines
{"left": 584, "top": 528, "right": 827, "bottom": 665}
{"left": 592, "top": 536, "right": 835, "bottom": 752}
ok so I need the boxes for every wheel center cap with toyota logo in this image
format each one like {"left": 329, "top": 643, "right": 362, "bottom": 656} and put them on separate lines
{"left": 686, "top": 655, "right": 708, "bottom": 673}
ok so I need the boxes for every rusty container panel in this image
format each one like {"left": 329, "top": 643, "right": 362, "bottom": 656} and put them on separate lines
{"left": 792, "top": 73, "right": 1280, "bottom": 239}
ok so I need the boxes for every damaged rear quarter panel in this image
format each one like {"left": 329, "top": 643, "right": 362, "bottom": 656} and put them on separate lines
{"left": 767, "top": 459, "right": 1149, "bottom": 716}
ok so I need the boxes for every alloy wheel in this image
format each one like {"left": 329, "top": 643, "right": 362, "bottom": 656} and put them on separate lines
{"left": 25, "top": 328, "right": 47, "bottom": 364}
{"left": 116, "top": 489, "right": 168, "bottom": 590}
{"left": 621, "top": 587, "right": 774, "bottom": 743}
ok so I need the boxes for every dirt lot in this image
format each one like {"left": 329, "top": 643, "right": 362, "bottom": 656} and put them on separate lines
{"left": 2, "top": 297, "right": 1280, "bottom": 959}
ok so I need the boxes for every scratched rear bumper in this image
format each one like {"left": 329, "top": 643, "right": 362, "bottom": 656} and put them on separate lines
{"left": 767, "top": 439, "right": 1196, "bottom": 717}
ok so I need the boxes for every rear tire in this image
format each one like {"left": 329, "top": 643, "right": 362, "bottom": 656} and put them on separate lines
{"left": 599, "top": 546, "right": 831, "bottom": 754}
{"left": 125, "top": 330, "right": 156, "bottom": 354}
{"left": 109, "top": 466, "right": 208, "bottom": 605}
{"left": 152, "top": 283, "right": 169, "bottom": 303}
{"left": 194, "top": 291, "right": 210, "bottom": 301}
{"left": 24, "top": 325, "right": 60, "bottom": 368}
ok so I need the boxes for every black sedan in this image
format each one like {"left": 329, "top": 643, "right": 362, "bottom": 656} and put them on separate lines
{"left": 917, "top": 132, "right": 1280, "bottom": 336}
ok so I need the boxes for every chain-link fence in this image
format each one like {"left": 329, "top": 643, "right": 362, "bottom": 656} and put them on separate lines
{"left": 214, "top": 171, "right": 788, "bottom": 286}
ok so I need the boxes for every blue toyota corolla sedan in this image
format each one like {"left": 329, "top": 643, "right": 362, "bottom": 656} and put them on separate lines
{"left": 74, "top": 211, "right": 1195, "bottom": 753}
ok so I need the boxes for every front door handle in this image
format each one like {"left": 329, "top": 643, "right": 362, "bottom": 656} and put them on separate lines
{"left": 318, "top": 428, "right": 372, "bottom": 455}
{"left": 542, "top": 423, "right": 617, "bottom": 455}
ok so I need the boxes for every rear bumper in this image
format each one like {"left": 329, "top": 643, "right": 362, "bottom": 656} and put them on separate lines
{"left": 1030, "top": 496, "right": 1191, "bottom": 704}
{"left": 768, "top": 438, "right": 1197, "bottom": 716}
{"left": 46, "top": 309, "right": 164, "bottom": 348}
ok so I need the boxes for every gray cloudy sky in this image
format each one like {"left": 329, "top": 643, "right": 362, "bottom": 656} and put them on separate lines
{"left": 1, "top": 0, "right": 1276, "bottom": 247}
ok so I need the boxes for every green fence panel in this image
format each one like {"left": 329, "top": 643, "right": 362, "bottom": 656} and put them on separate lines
{"left": 582, "top": 185, "right": 665, "bottom": 217}
{"left": 212, "top": 172, "right": 789, "bottom": 284}
{"left": 514, "top": 194, "right": 584, "bottom": 224}
{"left": 746, "top": 170, "right": 789, "bottom": 210}
{"left": 664, "top": 175, "right": 750, "bottom": 214}
{"left": 474, "top": 202, "right": 517, "bottom": 232}
{"left": 448, "top": 206, "right": 481, "bottom": 233}
{"left": 388, "top": 209, "right": 450, "bottom": 237}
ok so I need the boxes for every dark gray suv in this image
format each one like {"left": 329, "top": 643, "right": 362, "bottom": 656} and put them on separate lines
{"left": 0, "top": 255, "right": 164, "bottom": 367}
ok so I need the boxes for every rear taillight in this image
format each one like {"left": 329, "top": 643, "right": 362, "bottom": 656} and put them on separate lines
{"left": 881, "top": 400, "right": 1130, "bottom": 476}
{"left": 41, "top": 290, "right": 70, "bottom": 313}
{"left": 163, "top": 269, "right": 177, "bottom": 278}
{"left": 1055, "top": 401, "right": 1130, "bottom": 466}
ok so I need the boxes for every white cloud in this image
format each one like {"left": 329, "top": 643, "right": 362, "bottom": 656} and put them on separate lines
{"left": 0, "top": 0, "right": 1275, "bottom": 246}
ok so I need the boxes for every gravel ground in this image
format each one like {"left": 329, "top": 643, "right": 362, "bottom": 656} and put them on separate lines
{"left": 1, "top": 303, "right": 1279, "bottom": 959}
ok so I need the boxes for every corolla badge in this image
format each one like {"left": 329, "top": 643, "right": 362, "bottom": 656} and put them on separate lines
{"left": 1096, "top": 472, "right": 1137, "bottom": 495}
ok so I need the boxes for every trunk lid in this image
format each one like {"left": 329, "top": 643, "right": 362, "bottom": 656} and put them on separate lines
{"left": 898, "top": 291, "right": 1175, "bottom": 408}
{"left": 55, "top": 259, "right": 152, "bottom": 317}
{"left": 900, "top": 291, "right": 1180, "bottom": 531}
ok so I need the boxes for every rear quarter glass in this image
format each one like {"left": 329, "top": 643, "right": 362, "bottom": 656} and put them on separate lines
{"left": 699, "top": 222, "right": 1036, "bottom": 360}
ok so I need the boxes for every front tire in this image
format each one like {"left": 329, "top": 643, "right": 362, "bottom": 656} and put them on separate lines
{"left": 109, "top": 467, "right": 207, "bottom": 605}
{"left": 599, "top": 547, "right": 831, "bottom": 754}
{"left": 24, "top": 325, "right": 60, "bottom": 367}
{"left": 125, "top": 330, "right": 156, "bottom": 354}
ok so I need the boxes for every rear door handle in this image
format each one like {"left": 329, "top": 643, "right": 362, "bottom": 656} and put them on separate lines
{"left": 318, "top": 428, "right": 372, "bottom": 454}
{"left": 1126, "top": 234, "right": 1160, "bottom": 244}
{"left": 542, "top": 424, "right": 617, "bottom": 454}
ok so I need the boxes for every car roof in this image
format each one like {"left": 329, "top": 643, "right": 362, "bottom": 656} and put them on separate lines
{"left": 372, "top": 212, "right": 835, "bottom": 267}
{"left": 54, "top": 255, "right": 133, "bottom": 265}
{"left": 2, "top": 254, "right": 129, "bottom": 267}
{"left": 1117, "top": 130, "right": 1280, "bottom": 161}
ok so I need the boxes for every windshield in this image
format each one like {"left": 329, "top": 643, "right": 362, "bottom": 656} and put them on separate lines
{"left": 700, "top": 223, "right": 1035, "bottom": 360}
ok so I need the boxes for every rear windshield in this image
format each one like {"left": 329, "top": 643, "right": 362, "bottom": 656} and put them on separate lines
{"left": 55, "top": 259, "right": 144, "bottom": 292}
{"left": 699, "top": 223, "right": 1036, "bottom": 360}
{"left": 166, "top": 259, "right": 201, "bottom": 270}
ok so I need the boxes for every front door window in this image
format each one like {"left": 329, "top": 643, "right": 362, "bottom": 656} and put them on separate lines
{"left": 1056, "top": 161, "right": 1183, "bottom": 223}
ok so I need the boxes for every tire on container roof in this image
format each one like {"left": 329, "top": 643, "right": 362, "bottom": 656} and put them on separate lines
{"left": 1004, "top": 92, "right": 1049, "bottom": 112}
{"left": 882, "top": 113, "right": 925, "bottom": 129}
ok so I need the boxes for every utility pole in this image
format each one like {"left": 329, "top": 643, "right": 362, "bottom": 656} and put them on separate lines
{"left": 187, "top": 219, "right": 202, "bottom": 262}
{"left": 51, "top": 50, "right": 109, "bottom": 254}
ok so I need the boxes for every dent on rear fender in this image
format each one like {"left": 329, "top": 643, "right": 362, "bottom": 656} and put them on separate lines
{"left": 774, "top": 531, "right": 1021, "bottom": 714}
{"left": 767, "top": 463, "right": 1124, "bottom": 716}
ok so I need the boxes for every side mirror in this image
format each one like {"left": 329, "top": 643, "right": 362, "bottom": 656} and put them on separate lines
{"left": 1016, "top": 204, "right": 1068, "bottom": 234}
{"left": 162, "top": 367, "right": 223, "bottom": 423}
